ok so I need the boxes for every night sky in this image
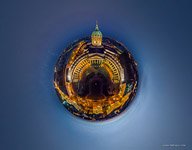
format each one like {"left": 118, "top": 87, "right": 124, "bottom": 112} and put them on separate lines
{"left": 0, "top": 0, "right": 192, "bottom": 150}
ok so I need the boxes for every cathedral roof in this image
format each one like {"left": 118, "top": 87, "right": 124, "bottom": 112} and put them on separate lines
{"left": 91, "top": 22, "right": 102, "bottom": 37}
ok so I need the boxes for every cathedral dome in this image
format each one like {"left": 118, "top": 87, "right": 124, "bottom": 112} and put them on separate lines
{"left": 91, "top": 27, "right": 102, "bottom": 37}
{"left": 91, "top": 22, "right": 102, "bottom": 46}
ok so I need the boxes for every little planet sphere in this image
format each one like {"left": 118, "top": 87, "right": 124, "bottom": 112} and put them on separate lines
{"left": 54, "top": 23, "right": 138, "bottom": 121}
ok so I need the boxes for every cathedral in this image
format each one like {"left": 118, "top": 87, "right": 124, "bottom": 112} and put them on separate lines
{"left": 54, "top": 23, "right": 138, "bottom": 120}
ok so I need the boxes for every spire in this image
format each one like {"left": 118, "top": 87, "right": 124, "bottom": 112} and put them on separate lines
{"left": 95, "top": 20, "right": 99, "bottom": 31}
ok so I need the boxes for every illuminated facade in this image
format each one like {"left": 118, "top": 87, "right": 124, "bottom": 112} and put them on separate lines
{"left": 54, "top": 24, "right": 138, "bottom": 121}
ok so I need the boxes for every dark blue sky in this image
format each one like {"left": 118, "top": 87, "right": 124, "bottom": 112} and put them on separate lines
{"left": 0, "top": 0, "right": 192, "bottom": 150}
